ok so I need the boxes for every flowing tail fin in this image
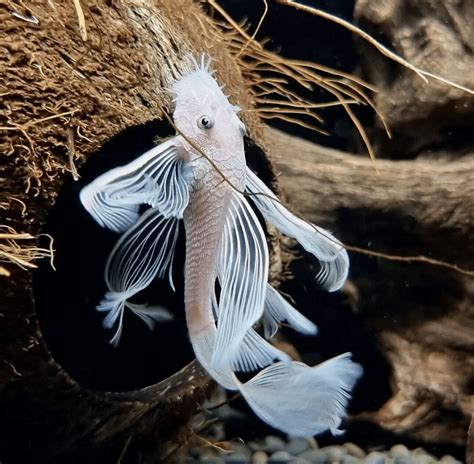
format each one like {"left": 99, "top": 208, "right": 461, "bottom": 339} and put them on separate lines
{"left": 191, "top": 323, "right": 362, "bottom": 437}
{"left": 237, "top": 353, "right": 363, "bottom": 437}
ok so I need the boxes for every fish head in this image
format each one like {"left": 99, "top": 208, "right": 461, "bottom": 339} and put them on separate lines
{"left": 171, "top": 65, "right": 246, "bottom": 157}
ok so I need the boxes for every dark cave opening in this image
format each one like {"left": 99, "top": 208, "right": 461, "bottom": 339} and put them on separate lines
{"left": 31, "top": 117, "right": 294, "bottom": 394}
{"left": 33, "top": 121, "right": 195, "bottom": 392}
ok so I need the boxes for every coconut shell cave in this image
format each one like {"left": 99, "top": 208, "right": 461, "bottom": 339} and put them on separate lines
{"left": 0, "top": 1, "right": 266, "bottom": 462}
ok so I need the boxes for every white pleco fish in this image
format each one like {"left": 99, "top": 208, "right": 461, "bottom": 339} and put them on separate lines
{"left": 80, "top": 56, "right": 362, "bottom": 436}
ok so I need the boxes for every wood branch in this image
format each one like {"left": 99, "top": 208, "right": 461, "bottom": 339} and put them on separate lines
{"left": 267, "top": 127, "right": 474, "bottom": 266}
{"left": 266, "top": 126, "right": 474, "bottom": 447}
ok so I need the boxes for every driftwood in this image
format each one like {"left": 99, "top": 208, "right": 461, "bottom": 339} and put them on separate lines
{"left": 354, "top": 0, "right": 474, "bottom": 156}
{"left": 268, "top": 127, "right": 473, "bottom": 266}
{"left": 268, "top": 126, "right": 474, "bottom": 449}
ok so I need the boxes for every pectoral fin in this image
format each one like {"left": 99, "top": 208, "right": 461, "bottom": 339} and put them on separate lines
{"left": 263, "top": 284, "right": 318, "bottom": 339}
{"left": 245, "top": 169, "right": 349, "bottom": 292}
{"left": 80, "top": 137, "right": 191, "bottom": 232}
{"left": 125, "top": 302, "right": 174, "bottom": 330}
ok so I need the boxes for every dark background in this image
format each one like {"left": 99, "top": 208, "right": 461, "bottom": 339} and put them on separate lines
{"left": 218, "top": 0, "right": 362, "bottom": 151}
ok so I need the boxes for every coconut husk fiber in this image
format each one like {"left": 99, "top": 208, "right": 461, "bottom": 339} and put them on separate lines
{"left": 0, "top": 1, "right": 266, "bottom": 462}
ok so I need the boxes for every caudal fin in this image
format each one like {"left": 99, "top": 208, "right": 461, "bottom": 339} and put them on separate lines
{"left": 189, "top": 312, "right": 362, "bottom": 437}
{"left": 238, "top": 353, "right": 362, "bottom": 437}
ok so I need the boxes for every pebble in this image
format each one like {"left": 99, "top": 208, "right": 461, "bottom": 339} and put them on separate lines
{"left": 214, "top": 405, "right": 249, "bottom": 423}
{"left": 268, "top": 450, "right": 294, "bottom": 463}
{"left": 286, "top": 438, "right": 311, "bottom": 456}
{"left": 324, "top": 445, "right": 348, "bottom": 461}
{"left": 411, "top": 448, "right": 437, "bottom": 464}
{"left": 262, "top": 436, "right": 286, "bottom": 454}
{"left": 231, "top": 443, "right": 252, "bottom": 458}
{"left": 392, "top": 457, "right": 414, "bottom": 464}
{"left": 342, "top": 456, "right": 362, "bottom": 464}
{"left": 415, "top": 457, "right": 437, "bottom": 464}
{"left": 187, "top": 434, "right": 464, "bottom": 464}
{"left": 439, "top": 456, "right": 463, "bottom": 464}
{"left": 224, "top": 453, "right": 252, "bottom": 463}
{"left": 299, "top": 449, "right": 329, "bottom": 464}
{"left": 344, "top": 443, "right": 366, "bottom": 458}
{"left": 308, "top": 438, "right": 319, "bottom": 449}
{"left": 253, "top": 451, "right": 269, "bottom": 464}
{"left": 289, "top": 458, "right": 311, "bottom": 464}
{"left": 363, "top": 451, "right": 388, "bottom": 464}
{"left": 199, "top": 453, "right": 222, "bottom": 464}
{"left": 389, "top": 445, "right": 410, "bottom": 458}
{"left": 248, "top": 442, "right": 261, "bottom": 452}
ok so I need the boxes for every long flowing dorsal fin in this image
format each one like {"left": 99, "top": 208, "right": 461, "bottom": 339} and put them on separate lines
{"left": 80, "top": 137, "right": 191, "bottom": 232}
{"left": 245, "top": 168, "right": 349, "bottom": 292}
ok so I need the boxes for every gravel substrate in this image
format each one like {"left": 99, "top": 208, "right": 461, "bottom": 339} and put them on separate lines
{"left": 186, "top": 388, "right": 464, "bottom": 464}
{"left": 186, "top": 436, "right": 464, "bottom": 464}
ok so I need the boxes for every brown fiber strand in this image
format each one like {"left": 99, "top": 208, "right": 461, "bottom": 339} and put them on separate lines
{"left": 275, "top": 0, "right": 474, "bottom": 94}
{"left": 237, "top": 0, "right": 268, "bottom": 58}
{"left": 207, "top": 0, "right": 383, "bottom": 160}
{"left": 0, "top": 226, "right": 55, "bottom": 271}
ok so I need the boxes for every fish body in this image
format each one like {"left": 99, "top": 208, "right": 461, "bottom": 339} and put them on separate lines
{"left": 80, "top": 57, "right": 362, "bottom": 436}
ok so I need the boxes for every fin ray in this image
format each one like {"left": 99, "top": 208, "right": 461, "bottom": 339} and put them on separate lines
{"left": 98, "top": 208, "right": 179, "bottom": 344}
{"left": 245, "top": 169, "right": 349, "bottom": 291}
{"left": 125, "top": 302, "right": 174, "bottom": 330}
{"left": 239, "top": 353, "right": 363, "bottom": 437}
{"left": 263, "top": 284, "right": 318, "bottom": 339}
{"left": 80, "top": 138, "right": 190, "bottom": 232}
{"left": 212, "top": 192, "right": 269, "bottom": 368}
{"left": 231, "top": 328, "right": 290, "bottom": 372}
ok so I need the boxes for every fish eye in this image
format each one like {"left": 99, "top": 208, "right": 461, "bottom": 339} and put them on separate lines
{"left": 197, "top": 115, "right": 214, "bottom": 130}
